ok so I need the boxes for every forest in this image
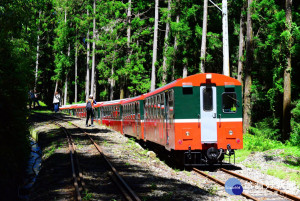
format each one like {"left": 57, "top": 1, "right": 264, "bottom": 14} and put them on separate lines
{"left": 0, "top": 0, "right": 299, "bottom": 198}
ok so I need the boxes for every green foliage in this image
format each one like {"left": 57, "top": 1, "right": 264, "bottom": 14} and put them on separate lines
{"left": 289, "top": 100, "right": 300, "bottom": 146}
{"left": 249, "top": 117, "right": 280, "bottom": 140}
{"left": 244, "top": 134, "right": 284, "bottom": 152}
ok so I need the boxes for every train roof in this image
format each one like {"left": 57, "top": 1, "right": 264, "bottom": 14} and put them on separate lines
{"left": 60, "top": 74, "right": 241, "bottom": 109}
{"left": 145, "top": 73, "right": 241, "bottom": 98}
{"left": 101, "top": 99, "right": 127, "bottom": 106}
{"left": 122, "top": 95, "right": 145, "bottom": 104}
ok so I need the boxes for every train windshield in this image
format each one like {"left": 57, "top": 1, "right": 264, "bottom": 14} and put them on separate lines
{"left": 203, "top": 88, "right": 213, "bottom": 111}
{"left": 222, "top": 92, "right": 237, "bottom": 113}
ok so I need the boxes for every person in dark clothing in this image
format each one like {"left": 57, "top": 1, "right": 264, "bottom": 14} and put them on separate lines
{"left": 28, "top": 90, "right": 35, "bottom": 109}
{"left": 86, "top": 95, "right": 96, "bottom": 127}
{"left": 33, "top": 90, "right": 40, "bottom": 108}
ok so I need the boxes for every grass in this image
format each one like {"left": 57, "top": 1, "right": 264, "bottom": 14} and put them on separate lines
{"left": 183, "top": 170, "right": 191, "bottom": 176}
{"left": 31, "top": 109, "right": 53, "bottom": 114}
{"left": 235, "top": 149, "right": 252, "bottom": 163}
{"left": 240, "top": 133, "right": 300, "bottom": 186}
{"left": 263, "top": 167, "right": 300, "bottom": 187}
{"left": 82, "top": 190, "right": 93, "bottom": 200}
{"left": 150, "top": 183, "right": 157, "bottom": 190}
{"left": 44, "top": 144, "right": 56, "bottom": 159}
{"left": 102, "top": 140, "right": 109, "bottom": 146}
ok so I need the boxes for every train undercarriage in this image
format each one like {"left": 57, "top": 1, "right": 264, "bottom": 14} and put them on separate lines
{"left": 183, "top": 145, "right": 236, "bottom": 166}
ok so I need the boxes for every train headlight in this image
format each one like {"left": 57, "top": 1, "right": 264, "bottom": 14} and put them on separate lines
{"left": 236, "top": 138, "right": 241, "bottom": 144}
{"left": 186, "top": 131, "right": 190, "bottom": 136}
{"left": 229, "top": 130, "right": 233, "bottom": 135}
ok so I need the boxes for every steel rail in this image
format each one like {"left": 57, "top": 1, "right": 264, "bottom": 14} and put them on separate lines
{"left": 219, "top": 168, "right": 300, "bottom": 201}
{"left": 75, "top": 123, "right": 141, "bottom": 201}
{"left": 51, "top": 115, "right": 141, "bottom": 201}
{"left": 193, "top": 168, "right": 259, "bottom": 201}
{"left": 58, "top": 123, "right": 82, "bottom": 201}
{"left": 68, "top": 127, "right": 86, "bottom": 192}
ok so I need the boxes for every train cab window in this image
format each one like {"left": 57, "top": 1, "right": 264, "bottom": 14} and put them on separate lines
{"left": 222, "top": 92, "right": 237, "bottom": 113}
{"left": 183, "top": 86, "right": 193, "bottom": 94}
{"left": 203, "top": 87, "right": 213, "bottom": 111}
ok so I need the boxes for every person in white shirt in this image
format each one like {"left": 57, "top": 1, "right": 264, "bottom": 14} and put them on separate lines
{"left": 53, "top": 91, "right": 60, "bottom": 113}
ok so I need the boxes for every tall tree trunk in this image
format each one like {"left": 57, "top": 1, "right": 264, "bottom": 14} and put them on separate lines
{"left": 282, "top": 0, "right": 292, "bottom": 141}
{"left": 150, "top": 0, "right": 159, "bottom": 91}
{"left": 127, "top": 0, "right": 131, "bottom": 49}
{"left": 172, "top": 14, "right": 180, "bottom": 81}
{"left": 120, "top": 88, "right": 125, "bottom": 100}
{"left": 74, "top": 42, "right": 78, "bottom": 103}
{"left": 200, "top": 0, "right": 208, "bottom": 73}
{"left": 222, "top": 0, "right": 230, "bottom": 76}
{"left": 183, "top": 63, "right": 188, "bottom": 78}
{"left": 64, "top": 74, "right": 68, "bottom": 105}
{"left": 54, "top": 80, "right": 58, "bottom": 96}
{"left": 35, "top": 10, "right": 41, "bottom": 90}
{"left": 110, "top": 66, "right": 115, "bottom": 101}
{"left": 63, "top": 9, "right": 69, "bottom": 105}
{"left": 237, "top": 2, "right": 246, "bottom": 83}
{"left": 90, "top": 0, "right": 96, "bottom": 97}
{"left": 243, "top": 0, "right": 253, "bottom": 134}
{"left": 86, "top": 9, "right": 90, "bottom": 100}
{"left": 162, "top": 0, "right": 171, "bottom": 85}
{"left": 120, "top": 0, "right": 131, "bottom": 99}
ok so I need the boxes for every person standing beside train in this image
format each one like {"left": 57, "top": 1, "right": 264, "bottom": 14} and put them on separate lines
{"left": 86, "top": 95, "right": 96, "bottom": 127}
{"left": 53, "top": 91, "right": 61, "bottom": 113}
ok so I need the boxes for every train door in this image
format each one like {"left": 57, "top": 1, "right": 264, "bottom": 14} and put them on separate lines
{"left": 200, "top": 85, "right": 217, "bottom": 143}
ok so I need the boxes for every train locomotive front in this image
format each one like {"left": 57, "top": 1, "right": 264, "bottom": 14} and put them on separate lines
{"left": 142, "top": 73, "right": 243, "bottom": 165}
{"left": 169, "top": 73, "right": 243, "bottom": 165}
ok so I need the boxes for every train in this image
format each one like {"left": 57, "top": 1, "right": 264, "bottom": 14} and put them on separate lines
{"left": 60, "top": 73, "right": 243, "bottom": 166}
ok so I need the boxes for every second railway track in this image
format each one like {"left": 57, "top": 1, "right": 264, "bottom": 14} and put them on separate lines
{"left": 193, "top": 168, "right": 300, "bottom": 201}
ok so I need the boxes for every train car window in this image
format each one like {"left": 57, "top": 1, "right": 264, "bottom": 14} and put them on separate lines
{"left": 151, "top": 97, "right": 154, "bottom": 119}
{"left": 157, "top": 95, "right": 161, "bottom": 118}
{"left": 154, "top": 96, "right": 157, "bottom": 118}
{"left": 149, "top": 98, "right": 151, "bottom": 119}
{"left": 137, "top": 102, "right": 140, "bottom": 119}
{"left": 144, "top": 101, "right": 146, "bottom": 119}
{"left": 222, "top": 92, "right": 237, "bottom": 113}
{"left": 161, "top": 94, "right": 164, "bottom": 118}
{"left": 203, "top": 88, "right": 213, "bottom": 111}
{"left": 169, "top": 90, "right": 174, "bottom": 119}
{"left": 183, "top": 86, "right": 193, "bottom": 94}
{"left": 169, "top": 90, "right": 174, "bottom": 101}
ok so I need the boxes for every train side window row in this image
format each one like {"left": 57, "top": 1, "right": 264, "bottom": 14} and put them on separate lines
{"left": 100, "top": 106, "right": 121, "bottom": 119}
{"left": 122, "top": 102, "right": 140, "bottom": 120}
{"left": 145, "top": 90, "right": 174, "bottom": 120}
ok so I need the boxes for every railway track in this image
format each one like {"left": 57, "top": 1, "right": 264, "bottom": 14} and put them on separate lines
{"left": 54, "top": 121, "right": 85, "bottom": 200}
{"left": 193, "top": 168, "right": 300, "bottom": 201}
{"left": 51, "top": 114, "right": 141, "bottom": 201}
